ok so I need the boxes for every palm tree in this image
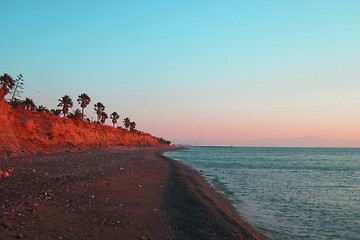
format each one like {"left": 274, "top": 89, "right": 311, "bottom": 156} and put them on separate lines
{"left": 10, "top": 98, "right": 23, "bottom": 109}
{"left": 130, "top": 121, "right": 136, "bottom": 131}
{"left": 100, "top": 112, "right": 108, "bottom": 125}
{"left": 77, "top": 93, "right": 91, "bottom": 120}
{"left": 110, "top": 112, "right": 120, "bottom": 127}
{"left": 94, "top": 102, "right": 105, "bottom": 122}
{"left": 50, "top": 109, "right": 62, "bottom": 116}
{"left": 58, "top": 95, "right": 73, "bottom": 118}
{"left": 0, "top": 73, "right": 15, "bottom": 96}
{"left": 67, "top": 109, "right": 83, "bottom": 121}
{"left": 36, "top": 105, "right": 49, "bottom": 113}
{"left": 123, "top": 117, "right": 131, "bottom": 130}
{"left": 23, "top": 98, "right": 36, "bottom": 111}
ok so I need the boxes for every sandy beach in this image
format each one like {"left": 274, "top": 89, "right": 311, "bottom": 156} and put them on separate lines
{"left": 0, "top": 147, "right": 268, "bottom": 240}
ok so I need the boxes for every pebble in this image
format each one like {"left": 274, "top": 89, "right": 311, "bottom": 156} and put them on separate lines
{"left": 16, "top": 233, "right": 24, "bottom": 239}
{"left": 1, "top": 222, "right": 12, "bottom": 229}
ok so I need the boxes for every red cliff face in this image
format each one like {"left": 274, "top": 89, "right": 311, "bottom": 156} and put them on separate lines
{"left": 0, "top": 92, "right": 161, "bottom": 155}
{"left": 0, "top": 92, "right": 22, "bottom": 154}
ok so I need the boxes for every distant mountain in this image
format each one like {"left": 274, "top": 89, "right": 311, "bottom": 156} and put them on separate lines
{"left": 173, "top": 136, "right": 360, "bottom": 148}
{"left": 233, "top": 136, "right": 360, "bottom": 147}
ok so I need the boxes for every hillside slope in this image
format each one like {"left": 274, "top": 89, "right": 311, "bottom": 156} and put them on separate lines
{"left": 0, "top": 92, "right": 161, "bottom": 155}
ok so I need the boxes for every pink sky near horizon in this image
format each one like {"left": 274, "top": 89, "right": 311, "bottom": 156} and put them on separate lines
{"left": 136, "top": 95, "right": 360, "bottom": 143}
{"left": 143, "top": 117, "right": 360, "bottom": 143}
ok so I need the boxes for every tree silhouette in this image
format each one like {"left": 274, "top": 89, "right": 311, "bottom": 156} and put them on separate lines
{"left": 23, "top": 98, "right": 36, "bottom": 111}
{"left": 100, "top": 112, "right": 108, "bottom": 125}
{"left": 9, "top": 74, "right": 24, "bottom": 104}
{"left": 110, "top": 112, "right": 120, "bottom": 127}
{"left": 67, "top": 109, "right": 83, "bottom": 121}
{"left": 36, "top": 105, "right": 49, "bottom": 113}
{"left": 130, "top": 121, "right": 136, "bottom": 131}
{"left": 94, "top": 102, "right": 105, "bottom": 122}
{"left": 0, "top": 73, "right": 15, "bottom": 96}
{"left": 58, "top": 95, "right": 73, "bottom": 118}
{"left": 51, "top": 109, "right": 62, "bottom": 116}
{"left": 123, "top": 117, "right": 131, "bottom": 130}
{"left": 158, "top": 137, "right": 172, "bottom": 145}
{"left": 77, "top": 93, "right": 91, "bottom": 120}
{"left": 10, "top": 98, "right": 23, "bottom": 109}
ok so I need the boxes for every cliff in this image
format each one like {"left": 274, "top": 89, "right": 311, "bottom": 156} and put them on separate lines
{"left": 0, "top": 92, "right": 162, "bottom": 155}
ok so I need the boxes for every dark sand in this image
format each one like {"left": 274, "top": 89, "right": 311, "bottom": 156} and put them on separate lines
{"left": 0, "top": 147, "right": 268, "bottom": 239}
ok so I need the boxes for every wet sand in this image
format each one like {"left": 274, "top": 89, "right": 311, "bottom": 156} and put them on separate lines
{"left": 0, "top": 147, "right": 268, "bottom": 239}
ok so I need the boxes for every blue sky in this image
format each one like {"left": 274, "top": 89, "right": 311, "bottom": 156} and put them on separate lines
{"left": 1, "top": 1, "right": 360, "bottom": 143}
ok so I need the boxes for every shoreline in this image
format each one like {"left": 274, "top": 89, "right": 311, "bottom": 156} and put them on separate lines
{"left": 0, "top": 147, "right": 268, "bottom": 239}
{"left": 159, "top": 151, "right": 268, "bottom": 240}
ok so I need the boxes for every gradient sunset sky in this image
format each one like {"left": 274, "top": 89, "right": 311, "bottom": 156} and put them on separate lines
{"left": 1, "top": 1, "right": 360, "bottom": 144}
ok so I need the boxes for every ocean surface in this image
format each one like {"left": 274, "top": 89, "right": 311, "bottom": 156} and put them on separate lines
{"left": 164, "top": 147, "right": 360, "bottom": 240}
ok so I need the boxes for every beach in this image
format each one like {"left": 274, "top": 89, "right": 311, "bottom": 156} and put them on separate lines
{"left": 0, "top": 147, "right": 268, "bottom": 240}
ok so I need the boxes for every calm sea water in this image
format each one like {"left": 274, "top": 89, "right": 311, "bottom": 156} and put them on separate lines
{"left": 164, "top": 147, "right": 360, "bottom": 240}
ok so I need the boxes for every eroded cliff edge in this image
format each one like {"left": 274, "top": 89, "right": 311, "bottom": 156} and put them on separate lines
{"left": 0, "top": 93, "right": 162, "bottom": 155}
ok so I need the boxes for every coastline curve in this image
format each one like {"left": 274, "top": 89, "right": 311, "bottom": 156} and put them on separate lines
{"left": 158, "top": 151, "right": 269, "bottom": 240}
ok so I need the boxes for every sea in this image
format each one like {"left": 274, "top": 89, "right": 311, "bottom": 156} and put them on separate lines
{"left": 164, "top": 147, "right": 360, "bottom": 240}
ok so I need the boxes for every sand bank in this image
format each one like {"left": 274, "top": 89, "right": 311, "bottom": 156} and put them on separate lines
{"left": 0, "top": 147, "right": 268, "bottom": 239}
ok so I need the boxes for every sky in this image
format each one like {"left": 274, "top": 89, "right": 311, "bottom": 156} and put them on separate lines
{"left": 1, "top": 0, "right": 360, "bottom": 145}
